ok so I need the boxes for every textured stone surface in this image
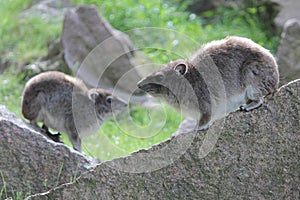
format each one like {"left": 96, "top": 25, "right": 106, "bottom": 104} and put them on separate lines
{"left": 23, "top": 5, "right": 145, "bottom": 99}
{"left": 28, "top": 80, "right": 300, "bottom": 199}
{"left": 25, "top": 38, "right": 71, "bottom": 77}
{"left": 271, "top": 0, "right": 300, "bottom": 29}
{"left": 277, "top": 19, "right": 300, "bottom": 84}
{"left": 21, "top": 0, "right": 73, "bottom": 76}
{"left": 0, "top": 105, "right": 92, "bottom": 198}
{"left": 62, "top": 5, "right": 142, "bottom": 96}
{"left": 21, "top": 0, "right": 73, "bottom": 23}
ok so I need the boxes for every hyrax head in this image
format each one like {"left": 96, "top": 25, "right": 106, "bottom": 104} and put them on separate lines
{"left": 137, "top": 59, "right": 198, "bottom": 109}
{"left": 87, "top": 88, "right": 127, "bottom": 120}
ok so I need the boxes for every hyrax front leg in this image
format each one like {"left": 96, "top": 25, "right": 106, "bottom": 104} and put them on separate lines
{"left": 67, "top": 131, "right": 82, "bottom": 152}
{"left": 72, "top": 136, "right": 82, "bottom": 152}
{"left": 240, "top": 98, "right": 264, "bottom": 112}
{"left": 195, "top": 112, "right": 211, "bottom": 131}
{"left": 240, "top": 85, "right": 264, "bottom": 112}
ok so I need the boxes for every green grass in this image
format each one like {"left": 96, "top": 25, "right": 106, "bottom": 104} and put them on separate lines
{"left": 83, "top": 104, "right": 183, "bottom": 160}
{"left": 0, "top": 0, "right": 62, "bottom": 64}
{"left": 0, "top": 70, "right": 24, "bottom": 118}
{"left": 1, "top": 171, "right": 31, "bottom": 200}
{"left": 72, "top": 0, "right": 279, "bottom": 57}
{"left": 0, "top": 0, "right": 280, "bottom": 161}
{"left": 0, "top": 69, "right": 182, "bottom": 161}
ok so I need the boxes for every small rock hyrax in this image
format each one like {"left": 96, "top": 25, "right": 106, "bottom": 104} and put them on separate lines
{"left": 22, "top": 71, "right": 127, "bottom": 151}
{"left": 138, "top": 36, "right": 279, "bottom": 130}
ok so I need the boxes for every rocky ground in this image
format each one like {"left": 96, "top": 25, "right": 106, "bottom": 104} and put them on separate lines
{"left": 0, "top": 79, "right": 298, "bottom": 199}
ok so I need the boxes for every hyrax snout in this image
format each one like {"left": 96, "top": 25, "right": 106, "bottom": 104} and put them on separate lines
{"left": 22, "top": 71, "right": 127, "bottom": 151}
{"left": 138, "top": 36, "right": 279, "bottom": 131}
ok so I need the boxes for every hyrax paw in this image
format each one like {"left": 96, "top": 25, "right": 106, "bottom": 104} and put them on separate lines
{"left": 240, "top": 105, "right": 248, "bottom": 112}
{"left": 55, "top": 132, "right": 61, "bottom": 136}
{"left": 195, "top": 124, "right": 210, "bottom": 132}
{"left": 240, "top": 98, "right": 264, "bottom": 112}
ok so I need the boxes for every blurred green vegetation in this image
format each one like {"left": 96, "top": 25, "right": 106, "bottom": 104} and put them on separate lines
{"left": 0, "top": 69, "right": 24, "bottom": 118}
{"left": 73, "top": 0, "right": 279, "bottom": 53}
{"left": 83, "top": 104, "right": 183, "bottom": 159}
{"left": 0, "top": 0, "right": 62, "bottom": 64}
{"left": 0, "top": 0, "right": 279, "bottom": 161}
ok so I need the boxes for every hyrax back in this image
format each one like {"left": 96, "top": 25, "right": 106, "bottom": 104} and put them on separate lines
{"left": 22, "top": 71, "right": 127, "bottom": 151}
{"left": 138, "top": 36, "right": 279, "bottom": 130}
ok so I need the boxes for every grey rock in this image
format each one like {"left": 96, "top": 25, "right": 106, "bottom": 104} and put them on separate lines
{"left": 25, "top": 38, "right": 71, "bottom": 76}
{"left": 0, "top": 105, "right": 92, "bottom": 199}
{"left": 21, "top": 0, "right": 73, "bottom": 77}
{"left": 277, "top": 18, "right": 300, "bottom": 84}
{"left": 21, "top": 0, "right": 73, "bottom": 23}
{"left": 62, "top": 5, "right": 143, "bottom": 96}
{"left": 23, "top": 5, "right": 146, "bottom": 101}
{"left": 271, "top": 0, "right": 300, "bottom": 30}
{"left": 27, "top": 79, "right": 300, "bottom": 199}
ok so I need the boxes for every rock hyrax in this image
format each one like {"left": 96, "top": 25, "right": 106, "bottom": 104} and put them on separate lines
{"left": 138, "top": 36, "right": 279, "bottom": 130}
{"left": 22, "top": 71, "right": 127, "bottom": 151}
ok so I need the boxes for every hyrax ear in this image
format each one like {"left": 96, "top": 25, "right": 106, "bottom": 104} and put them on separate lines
{"left": 106, "top": 95, "right": 113, "bottom": 104}
{"left": 174, "top": 63, "right": 188, "bottom": 75}
{"left": 88, "top": 89, "right": 99, "bottom": 102}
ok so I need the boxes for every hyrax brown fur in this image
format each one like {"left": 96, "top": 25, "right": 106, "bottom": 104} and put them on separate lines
{"left": 22, "top": 71, "right": 127, "bottom": 151}
{"left": 138, "top": 36, "right": 279, "bottom": 130}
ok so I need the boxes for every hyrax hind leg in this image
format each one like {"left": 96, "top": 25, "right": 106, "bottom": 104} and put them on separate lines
{"left": 240, "top": 85, "right": 264, "bottom": 112}
{"left": 65, "top": 119, "right": 82, "bottom": 152}
{"left": 30, "top": 121, "right": 62, "bottom": 143}
{"left": 41, "top": 124, "right": 62, "bottom": 143}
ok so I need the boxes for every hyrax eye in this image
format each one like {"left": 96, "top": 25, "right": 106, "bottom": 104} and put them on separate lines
{"left": 106, "top": 96, "right": 113, "bottom": 104}
{"left": 155, "top": 73, "right": 165, "bottom": 82}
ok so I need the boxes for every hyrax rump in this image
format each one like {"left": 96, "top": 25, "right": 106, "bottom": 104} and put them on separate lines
{"left": 138, "top": 36, "right": 279, "bottom": 130}
{"left": 22, "top": 71, "right": 127, "bottom": 151}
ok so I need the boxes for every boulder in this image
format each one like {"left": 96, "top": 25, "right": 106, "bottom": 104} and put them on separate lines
{"left": 21, "top": 0, "right": 73, "bottom": 76}
{"left": 277, "top": 19, "right": 300, "bottom": 84}
{"left": 271, "top": 0, "right": 300, "bottom": 30}
{"left": 21, "top": 0, "right": 73, "bottom": 23}
{"left": 0, "top": 105, "right": 93, "bottom": 199}
{"left": 27, "top": 79, "right": 300, "bottom": 199}
{"left": 23, "top": 5, "right": 145, "bottom": 99}
{"left": 62, "top": 5, "right": 143, "bottom": 96}
{"left": 25, "top": 38, "right": 71, "bottom": 77}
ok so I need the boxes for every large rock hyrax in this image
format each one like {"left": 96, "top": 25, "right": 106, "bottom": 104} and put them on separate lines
{"left": 138, "top": 36, "right": 279, "bottom": 130}
{"left": 22, "top": 71, "right": 127, "bottom": 151}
